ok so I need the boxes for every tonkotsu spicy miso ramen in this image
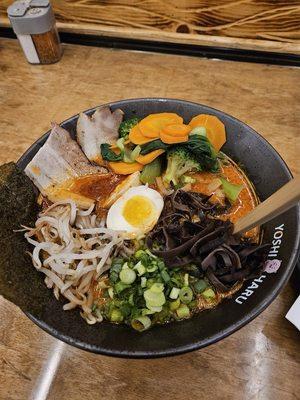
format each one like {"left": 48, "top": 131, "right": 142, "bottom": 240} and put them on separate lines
{"left": 22, "top": 106, "right": 268, "bottom": 332}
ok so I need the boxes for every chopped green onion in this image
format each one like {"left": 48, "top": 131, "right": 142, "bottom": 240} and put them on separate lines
{"left": 119, "top": 268, "right": 136, "bottom": 284}
{"left": 142, "top": 308, "right": 156, "bottom": 315}
{"left": 134, "top": 261, "right": 146, "bottom": 276}
{"left": 154, "top": 306, "right": 170, "bottom": 323}
{"left": 146, "top": 249, "right": 157, "bottom": 258}
{"left": 122, "top": 262, "right": 129, "bottom": 269}
{"left": 131, "top": 316, "right": 151, "bottom": 332}
{"left": 144, "top": 288, "right": 166, "bottom": 308}
{"left": 179, "top": 287, "right": 193, "bottom": 304}
{"left": 160, "top": 269, "right": 170, "bottom": 283}
{"left": 202, "top": 288, "right": 216, "bottom": 300}
{"left": 169, "top": 298, "right": 181, "bottom": 311}
{"left": 128, "top": 293, "right": 134, "bottom": 306}
{"left": 184, "top": 273, "right": 189, "bottom": 287}
{"left": 188, "top": 300, "right": 197, "bottom": 309}
{"left": 111, "top": 257, "right": 124, "bottom": 266}
{"left": 157, "top": 260, "right": 165, "bottom": 271}
{"left": 141, "top": 277, "right": 147, "bottom": 288}
{"left": 110, "top": 308, "right": 123, "bottom": 322}
{"left": 150, "top": 283, "right": 164, "bottom": 293}
{"left": 169, "top": 287, "right": 180, "bottom": 300}
{"left": 109, "top": 271, "right": 119, "bottom": 283}
{"left": 114, "top": 281, "right": 130, "bottom": 294}
{"left": 119, "top": 303, "right": 131, "bottom": 318}
{"left": 135, "top": 249, "right": 146, "bottom": 259}
{"left": 146, "top": 278, "right": 155, "bottom": 288}
{"left": 108, "top": 287, "right": 114, "bottom": 299}
{"left": 171, "top": 276, "right": 182, "bottom": 287}
{"left": 137, "top": 285, "right": 143, "bottom": 296}
{"left": 110, "top": 259, "right": 123, "bottom": 272}
{"left": 148, "top": 305, "right": 163, "bottom": 313}
{"left": 142, "top": 308, "right": 152, "bottom": 316}
{"left": 176, "top": 304, "right": 190, "bottom": 319}
{"left": 146, "top": 264, "right": 158, "bottom": 273}
{"left": 194, "top": 279, "right": 207, "bottom": 294}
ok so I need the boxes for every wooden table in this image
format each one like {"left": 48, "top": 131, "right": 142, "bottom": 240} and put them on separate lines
{"left": 0, "top": 38, "right": 299, "bottom": 400}
{"left": 1, "top": 1, "right": 300, "bottom": 54}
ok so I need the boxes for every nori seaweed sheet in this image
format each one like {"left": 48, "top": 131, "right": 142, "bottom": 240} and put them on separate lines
{"left": 0, "top": 162, "right": 52, "bottom": 316}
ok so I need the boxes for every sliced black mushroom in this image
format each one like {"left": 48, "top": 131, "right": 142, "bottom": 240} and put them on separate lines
{"left": 146, "top": 189, "right": 269, "bottom": 293}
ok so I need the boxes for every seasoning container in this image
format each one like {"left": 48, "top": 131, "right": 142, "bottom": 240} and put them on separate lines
{"left": 7, "top": 0, "right": 62, "bottom": 64}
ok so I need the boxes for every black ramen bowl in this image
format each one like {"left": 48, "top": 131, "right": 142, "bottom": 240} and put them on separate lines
{"left": 17, "top": 98, "right": 300, "bottom": 358}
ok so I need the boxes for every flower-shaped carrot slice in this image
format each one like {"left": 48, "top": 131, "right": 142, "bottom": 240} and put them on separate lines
{"left": 139, "top": 113, "right": 183, "bottom": 138}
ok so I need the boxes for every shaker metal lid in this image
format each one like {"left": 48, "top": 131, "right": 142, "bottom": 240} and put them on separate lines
{"left": 7, "top": 0, "right": 55, "bottom": 35}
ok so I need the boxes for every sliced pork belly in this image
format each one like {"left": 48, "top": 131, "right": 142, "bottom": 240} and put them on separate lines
{"left": 77, "top": 106, "right": 123, "bottom": 165}
{"left": 25, "top": 123, "right": 107, "bottom": 208}
{"left": 47, "top": 123, "right": 105, "bottom": 176}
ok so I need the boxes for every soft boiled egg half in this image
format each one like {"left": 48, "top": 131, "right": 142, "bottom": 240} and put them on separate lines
{"left": 106, "top": 186, "right": 164, "bottom": 238}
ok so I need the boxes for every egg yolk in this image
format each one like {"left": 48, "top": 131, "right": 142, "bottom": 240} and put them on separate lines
{"left": 122, "top": 195, "right": 154, "bottom": 228}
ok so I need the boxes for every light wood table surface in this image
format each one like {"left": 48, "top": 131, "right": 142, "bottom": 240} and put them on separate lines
{"left": 0, "top": 38, "right": 299, "bottom": 400}
{"left": 2, "top": 0, "right": 300, "bottom": 54}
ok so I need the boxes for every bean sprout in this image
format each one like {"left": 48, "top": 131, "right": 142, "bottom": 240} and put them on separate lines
{"left": 24, "top": 201, "right": 126, "bottom": 324}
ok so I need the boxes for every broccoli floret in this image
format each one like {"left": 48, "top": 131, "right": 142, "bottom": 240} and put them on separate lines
{"left": 119, "top": 117, "right": 139, "bottom": 139}
{"left": 163, "top": 147, "right": 201, "bottom": 186}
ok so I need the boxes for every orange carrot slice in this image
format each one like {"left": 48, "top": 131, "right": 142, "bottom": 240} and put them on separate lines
{"left": 189, "top": 114, "right": 226, "bottom": 151}
{"left": 129, "top": 125, "right": 153, "bottom": 145}
{"left": 161, "top": 123, "right": 191, "bottom": 137}
{"left": 160, "top": 131, "right": 188, "bottom": 144}
{"left": 136, "top": 149, "right": 165, "bottom": 165}
{"left": 108, "top": 161, "right": 143, "bottom": 175}
{"left": 139, "top": 113, "right": 183, "bottom": 138}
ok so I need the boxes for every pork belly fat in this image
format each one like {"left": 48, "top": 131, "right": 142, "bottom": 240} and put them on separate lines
{"left": 25, "top": 123, "right": 106, "bottom": 193}
{"left": 76, "top": 106, "right": 124, "bottom": 164}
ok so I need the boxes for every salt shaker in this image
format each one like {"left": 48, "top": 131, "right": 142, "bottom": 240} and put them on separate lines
{"left": 7, "top": 0, "right": 62, "bottom": 64}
